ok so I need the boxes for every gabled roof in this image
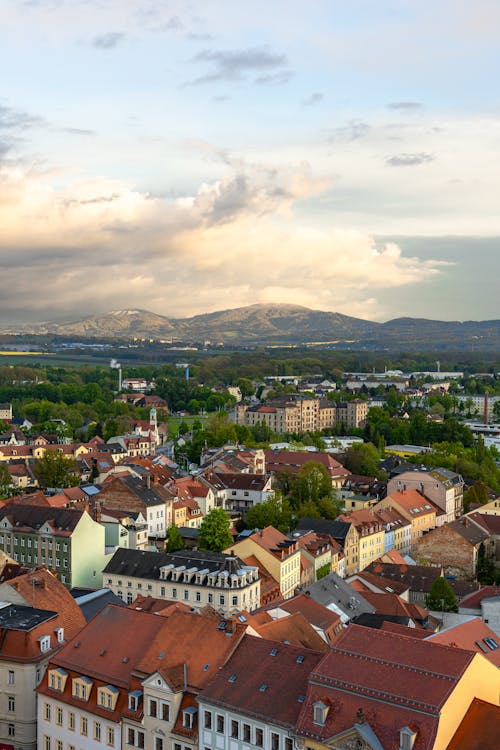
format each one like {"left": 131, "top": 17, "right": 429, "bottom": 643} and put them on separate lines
{"left": 253, "top": 611, "right": 329, "bottom": 652}
{"left": 295, "top": 517, "right": 354, "bottom": 543}
{"left": 103, "top": 547, "right": 251, "bottom": 581}
{"left": 0, "top": 502, "right": 84, "bottom": 535}
{"left": 305, "top": 572, "right": 375, "bottom": 621}
{"left": 458, "top": 585, "right": 500, "bottom": 610}
{"left": 385, "top": 489, "right": 436, "bottom": 517}
{"left": 426, "top": 617, "right": 500, "bottom": 667}
{"left": 199, "top": 634, "right": 324, "bottom": 726}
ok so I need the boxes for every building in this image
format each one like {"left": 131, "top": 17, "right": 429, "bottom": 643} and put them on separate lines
{"left": 295, "top": 624, "right": 500, "bottom": 750}
{"left": 0, "top": 403, "right": 13, "bottom": 422}
{"left": 338, "top": 510, "right": 385, "bottom": 572}
{"left": 224, "top": 526, "right": 301, "bottom": 599}
{"left": 264, "top": 450, "right": 350, "bottom": 490}
{"left": 0, "top": 568, "right": 85, "bottom": 750}
{"left": 214, "top": 473, "right": 274, "bottom": 514}
{"left": 387, "top": 468, "right": 464, "bottom": 522}
{"left": 373, "top": 489, "right": 437, "bottom": 546}
{"left": 103, "top": 547, "right": 261, "bottom": 615}
{"left": 198, "top": 635, "right": 324, "bottom": 750}
{"left": 295, "top": 518, "right": 359, "bottom": 576}
{"left": 37, "top": 603, "right": 247, "bottom": 750}
{"left": 0, "top": 503, "right": 108, "bottom": 588}
{"left": 414, "top": 518, "right": 491, "bottom": 579}
{"left": 97, "top": 475, "right": 173, "bottom": 539}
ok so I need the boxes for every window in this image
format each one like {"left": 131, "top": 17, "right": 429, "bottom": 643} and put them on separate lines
{"left": 8, "top": 696, "right": 15, "bottom": 712}
{"left": 243, "top": 724, "right": 251, "bottom": 742}
{"left": 183, "top": 709, "right": 196, "bottom": 729}
{"left": 216, "top": 715, "right": 224, "bottom": 733}
{"left": 184, "top": 590, "right": 189, "bottom": 600}
{"left": 8, "top": 670, "right": 14, "bottom": 685}
{"left": 255, "top": 728, "right": 263, "bottom": 747}
{"left": 160, "top": 586, "right": 166, "bottom": 597}
{"left": 232, "top": 595, "right": 238, "bottom": 606}
{"left": 161, "top": 702, "right": 170, "bottom": 721}
{"left": 204, "top": 711, "right": 212, "bottom": 730}
{"left": 56, "top": 741, "right": 63, "bottom": 750}
{"left": 129, "top": 692, "right": 142, "bottom": 711}
{"left": 271, "top": 733, "right": 280, "bottom": 750}
{"left": 149, "top": 699, "right": 158, "bottom": 718}
{"left": 137, "top": 732, "right": 144, "bottom": 749}
{"left": 107, "top": 727, "right": 115, "bottom": 747}
{"left": 94, "top": 721, "right": 102, "bottom": 741}
{"left": 44, "top": 736, "right": 51, "bottom": 750}
{"left": 196, "top": 591, "right": 201, "bottom": 602}
{"left": 155, "top": 738, "right": 163, "bottom": 750}
{"left": 8, "top": 724, "right": 15, "bottom": 738}
{"left": 208, "top": 593, "right": 213, "bottom": 604}
{"left": 68, "top": 712, "right": 75, "bottom": 731}
{"left": 81, "top": 717, "right": 88, "bottom": 736}
{"left": 56, "top": 707, "right": 64, "bottom": 726}
{"left": 40, "top": 635, "right": 51, "bottom": 652}
{"left": 172, "top": 588, "right": 177, "bottom": 599}
{"left": 219, "top": 595, "right": 225, "bottom": 606}
{"left": 44, "top": 703, "right": 51, "bottom": 721}
{"left": 285, "top": 739, "right": 293, "bottom": 750}
{"left": 231, "top": 720, "right": 239, "bottom": 739}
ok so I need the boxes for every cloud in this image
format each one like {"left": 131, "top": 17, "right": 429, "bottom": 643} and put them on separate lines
{"left": 188, "top": 45, "right": 288, "bottom": 85}
{"left": 0, "top": 155, "right": 444, "bottom": 322}
{"left": 326, "top": 120, "right": 371, "bottom": 142}
{"left": 254, "top": 71, "right": 293, "bottom": 86}
{"left": 91, "top": 32, "right": 125, "bottom": 50}
{"left": 0, "top": 104, "right": 43, "bottom": 131}
{"left": 61, "top": 127, "right": 96, "bottom": 136}
{"left": 386, "top": 152, "right": 435, "bottom": 167}
{"left": 387, "top": 102, "right": 423, "bottom": 111}
{"left": 302, "top": 92, "right": 324, "bottom": 107}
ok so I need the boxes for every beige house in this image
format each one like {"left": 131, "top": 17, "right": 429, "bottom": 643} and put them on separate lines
{"left": 338, "top": 510, "right": 385, "bottom": 572}
{"left": 225, "top": 526, "right": 301, "bottom": 599}
{"left": 373, "top": 489, "right": 437, "bottom": 546}
{"left": 388, "top": 467, "right": 464, "bottom": 522}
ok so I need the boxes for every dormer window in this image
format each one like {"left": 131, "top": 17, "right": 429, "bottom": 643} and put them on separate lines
{"left": 128, "top": 690, "right": 142, "bottom": 712}
{"left": 55, "top": 627, "right": 64, "bottom": 643}
{"left": 39, "top": 635, "right": 51, "bottom": 653}
{"left": 182, "top": 707, "right": 197, "bottom": 729}
{"left": 97, "top": 685, "right": 119, "bottom": 711}
{"left": 313, "top": 701, "right": 329, "bottom": 726}
{"left": 72, "top": 677, "right": 93, "bottom": 701}
{"left": 400, "top": 727, "right": 417, "bottom": 750}
{"left": 48, "top": 667, "right": 68, "bottom": 692}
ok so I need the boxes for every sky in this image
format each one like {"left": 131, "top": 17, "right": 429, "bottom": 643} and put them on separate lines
{"left": 1, "top": 0, "right": 499, "bottom": 324}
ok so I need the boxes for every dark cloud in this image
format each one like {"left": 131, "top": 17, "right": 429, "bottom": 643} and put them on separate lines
{"left": 388, "top": 101, "right": 423, "bottom": 111}
{"left": 91, "top": 32, "right": 125, "bottom": 50}
{"left": 326, "top": 120, "right": 370, "bottom": 142}
{"left": 302, "top": 92, "right": 324, "bottom": 107}
{"left": 188, "top": 45, "right": 288, "bottom": 85}
{"left": 386, "top": 152, "right": 435, "bottom": 167}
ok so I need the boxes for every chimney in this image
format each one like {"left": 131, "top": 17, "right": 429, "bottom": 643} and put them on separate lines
{"left": 146, "top": 474, "right": 151, "bottom": 490}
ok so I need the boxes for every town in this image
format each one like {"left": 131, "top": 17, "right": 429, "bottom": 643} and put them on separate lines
{"left": 0, "top": 359, "right": 499, "bottom": 750}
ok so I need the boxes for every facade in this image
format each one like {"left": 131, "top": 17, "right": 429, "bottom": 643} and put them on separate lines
{"left": 0, "top": 568, "right": 85, "bottom": 750}
{"left": 387, "top": 468, "right": 464, "bottom": 522}
{"left": 296, "top": 518, "right": 360, "bottom": 577}
{"left": 214, "top": 473, "right": 274, "bottom": 514}
{"left": 0, "top": 504, "right": 108, "bottom": 588}
{"left": 97, "top": 475, "right": 172, "bottom": 539}
{"left": 234, "top": 396, "right": 367, "bottom": 433}
{"left": 414, "top": 518, "right": 491, "bottom": 579}
{"left": 373, "top": 489, "right": 437, "bottom": 546}
{"left": 225, "top": 527, "right": 301, "bottom": 599}
{"left": 338, "top": 510, "right": 385, "bottom": 572}
{"left": 103, "top": 547, "right": 261, "bottom": 615}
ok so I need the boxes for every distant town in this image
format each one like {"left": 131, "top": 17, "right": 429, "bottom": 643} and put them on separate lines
{"left": 0, "top": 355, "right": 499, "bottom": 750}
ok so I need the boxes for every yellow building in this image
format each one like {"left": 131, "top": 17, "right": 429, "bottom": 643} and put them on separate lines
{"left": 225, "top": 526, "right": 301, "bottom": 599}
{"left": 373, "top": 489, "right": 437, "bottom": 546}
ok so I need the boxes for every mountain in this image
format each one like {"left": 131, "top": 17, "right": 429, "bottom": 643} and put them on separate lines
{"left": 2, "top": 305, "right": 499, "bottom": 350}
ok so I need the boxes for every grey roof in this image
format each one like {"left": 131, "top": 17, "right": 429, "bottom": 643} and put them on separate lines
{"left": 295, "top": 517, "right": 352, "bottom": 544}
{"left": 303, "top": 572, "right": 375, "bottom": 620}
{"left": 70, "top": 588, "right": 126, "bottom": 622}
{"left": 0, "top": 603, "right": 57, "bottom": 630}
{"left": 0, "top": 503, "right": 83, "bottom": 534}
{"left": 103, "top": 547, "right": 250, "bottom": 581}
{"left": 447, "top": 519, "right": 489, "bottom": 546}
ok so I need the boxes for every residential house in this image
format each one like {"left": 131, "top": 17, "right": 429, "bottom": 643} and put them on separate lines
{"left": 0, "top": 568, "right": 85, "bottom": 750}
{"left": 414, "top": 518, "right": 491, "bottom": 579}
{"left": 224, "top": 526, "right": 301, "bottom": 599}
{"left": 294, "top": 624, "right": 500, "bottom": 750}
{"left": 0, "top": 503, "right": 108, "bottom": 588}
{"left": 103, "top": 547, "right": 261, "bottom": 615}
{"left": 387, "top": 467, "right": 465, "bottom": 522}
{"left": 373, "top": 489, "right": 437, "bottom": 547}
{"left": 304, "top": 571, "right": 375, "bottom": 624}
{"left": 198, "top": 636, "right": 324, "bottom": 750}
{"left": 338, "top": 510, "right": 385, "bottom": 572}
{"left": 97, "top": 475, "right": 173, "bottom": 539}
{"left": 295, "top": 518, "right": 359, "bottom": 576}
{"left": 214, "top": 473, "right": 274, "bottom": 514}
{"left": 264, "top": 450, "right": 350, "bottom": 490}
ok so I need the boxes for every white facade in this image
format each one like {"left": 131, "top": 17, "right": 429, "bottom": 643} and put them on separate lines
{"left": 198, "top": 701, "right": 294, "bottom": 750}
{"left": 37, "top": 689, "right": 120, "bottom": 750}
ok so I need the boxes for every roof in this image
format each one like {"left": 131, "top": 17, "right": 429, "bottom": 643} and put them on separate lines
{"left": 199, "top": 634, "right": 324, "bottom": 727}
{"left": 385, "top": 489, "right": 436, "bottom": 517}
{"left": 253, "top": 611, "right": 329, "bottom": 652}
{"left": 296, "top": 624, "right": 476, "bottom": 749}
{"left": 348, "top": 570, "right": 410, "bottom": 597}
{"left": 216, "top": 473, "right": 271, "bottom": 491}
{"left": 458, "top": 586, "right": 500, "bottom": 610}
{"left": 71, "top": 588, "right": 127, "bottom": 622}
{"left": 445, "top": 698, "right": 500, "bottom": 750}
{"left": 103, "top": 547, "right": 252, "bottom": 581}
{"left": 468, "top": 512, "right": 500, "bottom": 535}
{"left": 445, "top": 519, "right": 489, "bottom": 546}
{"left": 234, "top": 526, "right": 298, "bottom": 560}
{"left": 0, "top": 502, "right": 84, "bottom": 535}
{"left": 264, "top": 450, "right": 350, "bottom": 479}
{"left": 304, "top": 572, "right": 375, "bottom": 621}
{"left": 366, "top": 562, "right": 445, "bottom": 595}
{"left": 279, "top": 593, "right": 343, "bottom": 635}
{"left": 295, "top": 517, "right": 354, "bottom": 543}
{"left": 426, "top": 617, "right": 500, "bottom": 667}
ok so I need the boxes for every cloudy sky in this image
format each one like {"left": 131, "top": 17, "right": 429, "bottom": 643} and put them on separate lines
{"left": 1, "top": 0, "right": 499, "bottom": 324}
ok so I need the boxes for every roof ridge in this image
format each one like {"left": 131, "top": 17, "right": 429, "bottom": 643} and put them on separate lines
{"left": 329, "top": 645, "right": 465, "bottom": 681}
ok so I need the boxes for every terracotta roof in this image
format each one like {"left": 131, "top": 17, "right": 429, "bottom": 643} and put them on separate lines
{"left": 279, "top": 593, "right": 342, "bottom": 636}
{"left": 380, "top": 621, "right": 430, "bottom": 639}
{"left": 264, "top": 450, "right": 350, "bottom": 479}
{"left": 427, "top": 617, "right": 500, "bottom": 667}
{"left": 296, "top": 624, "right": 476, "bottom": 749}
{"left": 386, "top": 489, "right": 436, "bottom": 517}
{"left": 458, "top": 586, "right": 500, "bottom": 610}
{"left": 445, "top": 698, "right": 500, "bottom": 750}
{"left": 236, "top": 526, "right": 298, "bottom": 560}
{"left": 253, "top": 612, "right": 329, "bottom": 652}
{"left": 349, "top": 570, "right": 410, "bottom": 597}
{"left": 199, "top": 634, "right": 324, "bottom": 726}
{"left": 468, "top": 512, "right": 500, "bottom": 535}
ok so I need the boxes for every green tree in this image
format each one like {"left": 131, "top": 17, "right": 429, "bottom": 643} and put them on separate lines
{"left": 245, "top": 495, "right": 292, "bottom": 533}
{"left": 425, "top": 577, "right": 458, "bottom": 613}
{"left": 165, "top": 524, "right": 185, "bottom": 553}
{"left": 343, "top": 442, "right": 382, "bottom": 477}
{"left": 34, "top": 451, "right": 80, "bottom": 489}
{"left": 199, "top": 508, "right": 233, "bottom": 552}
{"left": 290, "top": 462, "right": 332, "bottom": 508}
{"left": 0, "top": 462, "right": 11, "bottom": 499}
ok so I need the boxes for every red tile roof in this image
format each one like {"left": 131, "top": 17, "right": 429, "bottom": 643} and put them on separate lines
{"left": 199, "top": 634, "right": 324, "bottom": 727}
{"left": 426, "top": 617, "right": 500, "bottom": 667}
{"left": 459, "top": 586, "right": 500, "bottom": 610}
{"left": 253, "top": 612, "right": 329, "bottom": 652}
